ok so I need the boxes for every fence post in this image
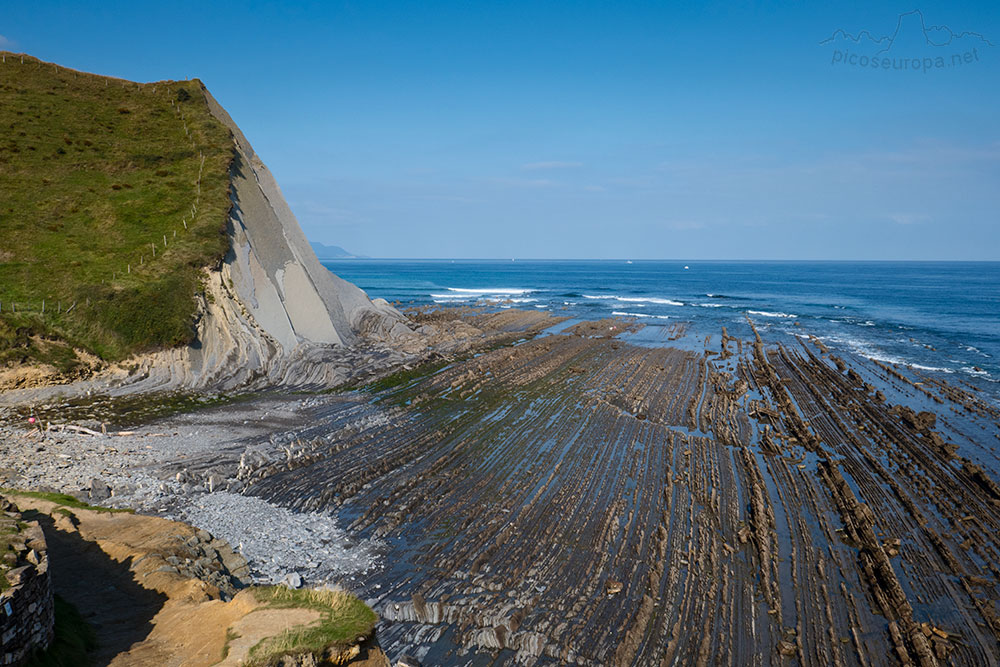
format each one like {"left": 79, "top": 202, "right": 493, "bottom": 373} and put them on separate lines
{"left": 41, "top": 299, "right": 45, "bottom": 314}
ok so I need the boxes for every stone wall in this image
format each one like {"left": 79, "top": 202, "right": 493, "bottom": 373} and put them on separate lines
{"left": 1, "top": 496, "right": 54, "bottom": 666}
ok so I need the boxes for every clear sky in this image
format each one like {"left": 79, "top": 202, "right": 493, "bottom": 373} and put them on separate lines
{"left": 3, "top": 1, "right": 998, "bottom": 259}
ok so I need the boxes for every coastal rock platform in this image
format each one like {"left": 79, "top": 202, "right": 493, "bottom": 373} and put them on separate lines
{"left": 2, "top": 309, "right": 999, "bottom": 665}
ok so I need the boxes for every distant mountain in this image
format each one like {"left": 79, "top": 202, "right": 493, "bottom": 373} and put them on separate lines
{"left": 309, "top": 242, "right": 368, "bottom": 259}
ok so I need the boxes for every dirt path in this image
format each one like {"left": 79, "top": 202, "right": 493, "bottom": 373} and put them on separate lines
{"left": 13, "top": 497, "right": 387, "bottom": 666}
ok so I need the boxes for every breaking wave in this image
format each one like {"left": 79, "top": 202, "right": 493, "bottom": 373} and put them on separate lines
{"left": 747, "top": 310, "right": 798, "bottom": 319}
{"left": 584, "top": 295, "right": 684, "bottom": 306}
{"left": 612, "top": 310, "right": 671, "bottom": 320}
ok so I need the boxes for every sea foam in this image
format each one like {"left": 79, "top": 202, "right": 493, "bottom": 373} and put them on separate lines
{"left": 447, "top": 287, "right": 532, "bottom": 295}
{"left": 612, "top": 310, "right": 670, "bottom": 320}
{"left": 747, "top": 310, "right": 797, "bottom": 319}
{"left": 584, "top": 295, "right": 683, "bottom": 306}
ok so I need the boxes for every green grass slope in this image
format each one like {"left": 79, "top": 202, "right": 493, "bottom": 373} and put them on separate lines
{"left": 0, "top": 53, "right": 234, "bottom": 372}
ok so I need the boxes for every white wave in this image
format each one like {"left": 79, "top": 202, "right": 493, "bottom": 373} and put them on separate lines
{"left": 431, "top": 292, "right": 537, "bottom": 303}
{"left": 818, "top": 334, "right": 898, "bottom": 363}
{"left": 612, "top": 310, "right": 670, "bottom": 320}
{"left": 962, "top": 366, "right": 991, "bottom": 377}
{"left": 698, "top": 303, "right": 723, "bottom": 308}
{"left": 583, "top": 294, "right": 683, "bottom": 306}
{"left": 748, "top": 310, "right": 797, "bottom": 319}
{"left": 858, "top": 321, "right": 875, "bottom": 327}
{"left": 819, "top": 334, "right": 956, "bottom": 374}
{"left": 484, "top": 297, "right": 537, "bottom": 304}
{"left": 912, "top": 364, "right": 955, "bottom": 373}
{"left": 866, "top": 351, "right": 905, "bottom": 365}
{"left": 446, "top": 287, "right": 531, "bottom": 295}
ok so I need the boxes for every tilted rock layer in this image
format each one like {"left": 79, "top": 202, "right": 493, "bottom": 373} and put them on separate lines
{"left": 3, "top": 82, "right": 417, "bottom": 398}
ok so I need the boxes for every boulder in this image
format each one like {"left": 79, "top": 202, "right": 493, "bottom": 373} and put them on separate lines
{"left": 89, "top": 478, "right": 111, "bottom": 501}
{"left": 280, "top": 572, "right": 303, "bottom": 589}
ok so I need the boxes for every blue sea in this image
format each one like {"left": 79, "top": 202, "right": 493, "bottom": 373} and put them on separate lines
{"left": 322, "top": 260, "right": 1000, "bottom": 392}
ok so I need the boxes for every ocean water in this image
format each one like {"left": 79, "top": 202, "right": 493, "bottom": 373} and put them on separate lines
{"left": 322, "top": 259, "right": 1000, "bottom": 392}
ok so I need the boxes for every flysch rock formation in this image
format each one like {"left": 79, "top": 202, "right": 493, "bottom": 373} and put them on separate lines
{"left": 2, "top": 84, "right": 419, "bottom": 401}
{"left": 202, "top": 88, "right": 410, "bottom": 349}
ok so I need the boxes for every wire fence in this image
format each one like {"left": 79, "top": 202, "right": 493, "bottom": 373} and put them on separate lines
{"left": 0, "top": 52, "right": 213, "bottom": 320}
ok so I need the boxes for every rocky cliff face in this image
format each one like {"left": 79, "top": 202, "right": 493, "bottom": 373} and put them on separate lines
{"left": 94, "top": 86, "right": 420, "bottom": 392}
{"left": 1, "top": 83, "right": 419, "bottom": 398}
{"left": 202, "top": 89, "right": 410, "bottom": 350}
{"left": 108, "top": 86, "right": 420, "bottom": 392}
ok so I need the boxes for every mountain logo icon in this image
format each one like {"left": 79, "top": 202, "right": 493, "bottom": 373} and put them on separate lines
{"left": 821, "top": 9, "right": 993, "bottom": 53}
{"left": 822, "top": 10, "right": 992, "bottom": 72}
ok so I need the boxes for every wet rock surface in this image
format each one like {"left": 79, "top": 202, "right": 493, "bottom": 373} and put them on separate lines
{"left": 2, "top": 310, "right": 999, "bottom": 665}
{"left": 243, "top": 321, "right": 1000, "bottom": 665}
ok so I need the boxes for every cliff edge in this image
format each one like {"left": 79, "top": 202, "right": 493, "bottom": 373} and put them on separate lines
{"left": 96, "top": 83, "right": 420, "bottom": 392}
{"left": 203, "top": 88, "right": 409, "bottom": 350}
{"left": 0, "top": 55, "right": 419, "bottom": 396}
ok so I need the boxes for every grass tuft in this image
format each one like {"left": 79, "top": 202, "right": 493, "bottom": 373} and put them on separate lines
{"left": 220, "top": 627, "right": 241, "bottom": 661}
{"left": 246, "top": 585, "right": 377, "bottom": 666}
{"left": 0, "top": 488, "right": 132, "bottom": 513}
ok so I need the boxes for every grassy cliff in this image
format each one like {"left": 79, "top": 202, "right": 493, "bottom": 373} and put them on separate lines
{"left": 0, "top": 53, "right": 234, "bottom": 372}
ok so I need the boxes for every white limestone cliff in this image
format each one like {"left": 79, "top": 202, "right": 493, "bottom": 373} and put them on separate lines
{"left": 1, "top": 84, "right": 420, "bottom": 400}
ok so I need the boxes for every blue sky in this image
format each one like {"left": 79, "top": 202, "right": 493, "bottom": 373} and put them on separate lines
{"left": 2, "top": 1, "right": 998, "bottom": 259}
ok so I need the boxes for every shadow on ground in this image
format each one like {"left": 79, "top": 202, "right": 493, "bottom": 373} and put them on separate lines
{"left": 24, "top": 510, "right": 167, "bottom": 666}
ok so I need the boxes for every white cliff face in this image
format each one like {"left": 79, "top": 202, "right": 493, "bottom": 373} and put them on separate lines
{"left": 132, "top": 87, "right": 419, "bottom": 390}
{"left": 203, "top": 88, "right": 406, "bottom": 349}
{"left": 0, "top": 86, "right": 418, "bottom": 401}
